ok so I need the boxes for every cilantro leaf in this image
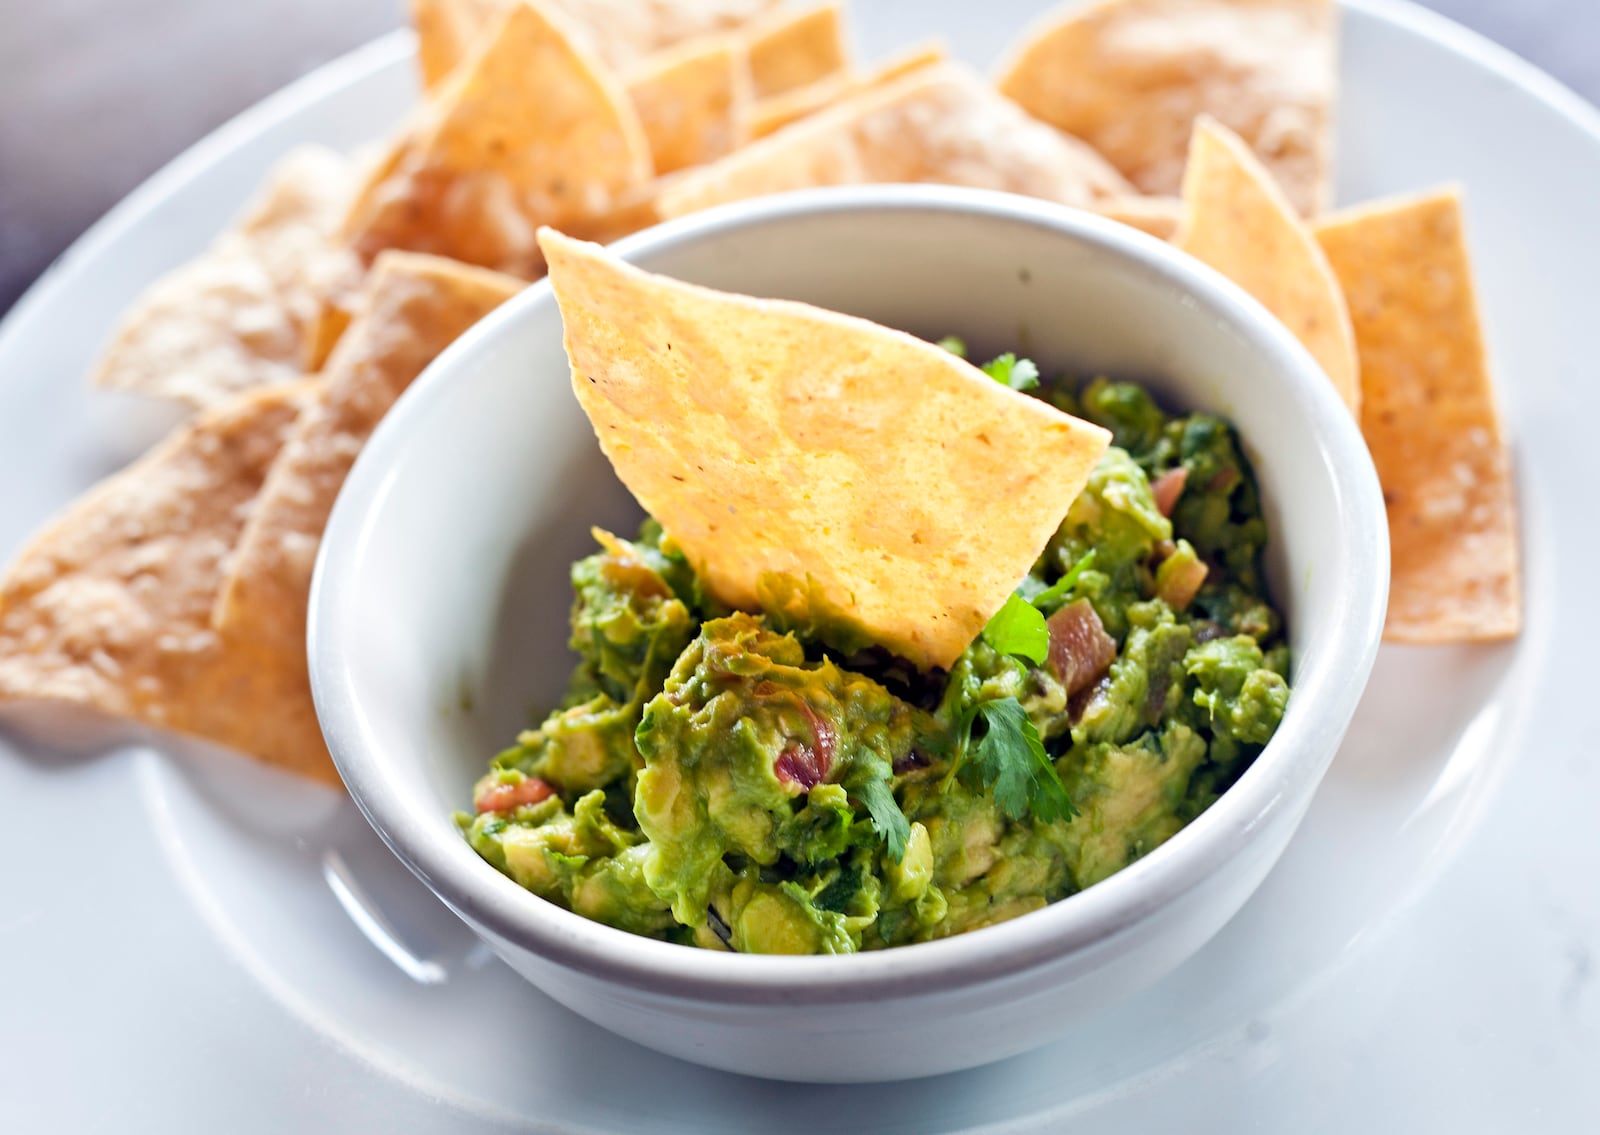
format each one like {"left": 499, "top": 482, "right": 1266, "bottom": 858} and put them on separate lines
{"left": 982, "top": 592, "right": 1049, "bottom": 664}
{"left": 855, "top": 777, "right": 910, "bottom": 862}
{"left": 980, "top": 353, "right": 1041, "bottom": 392}
{"left": 1030, "top": 550, "right": 1098, "bottom": 611}
{"left": 936, "top": 335, "right": 968, "bottom": 358}
{"left": 966, "top": 698, "right": 1076, "bottom": 824}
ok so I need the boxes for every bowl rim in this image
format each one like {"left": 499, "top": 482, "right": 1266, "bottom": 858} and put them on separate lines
{"left": 309, "top": 184, "right": 1388, "bottom": 1005}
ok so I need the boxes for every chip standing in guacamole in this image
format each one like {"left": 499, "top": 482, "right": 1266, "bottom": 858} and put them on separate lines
{"left": 460, "top": 364, "right": 1290, "bottom": 954}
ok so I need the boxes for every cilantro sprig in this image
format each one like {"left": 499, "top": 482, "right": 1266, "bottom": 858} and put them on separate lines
{"left": 981, "top": 592, "right": 1049, "bottom": 664}
{"left": 980, "top": 353, "right": 1040, "bottom": 392}
{"left": 946, "top": 697, "right": 1075, "bottom": 825}
{"left": 933, "top": 337, "right": 1041, "bottom": 392}
{"left": 855, "top": 776, "right": 910, "bottom": 862}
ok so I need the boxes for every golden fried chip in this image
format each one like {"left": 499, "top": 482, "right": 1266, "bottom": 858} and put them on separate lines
{"left": 1094, "top": 195, "right": 1182, "bottom": 240}
{"left": 414, "top": 0, "right": 786, "bottom": 84}
{"left": 212, "top": 252, "right": 523, "bottom": 669}
{"left": 345, "top": 0, "right": 652, "bottom": 277}
{"left": 538, "top": 229, "right": 1112, "bottom": 670}
{"left": 1177, "top": 117, "right": 1358, "bottom": 412}
{"left": 998, "top": 0, "right": 1337, "bottom": 216}
{"left": 1314, "top": 190, "right": 1520, "bottom": 642}
{"left": 91, "top": 145, "right": 361, "bottom": 408}
{"left": 749, "top": 41, "right": 946, "bottom": 139}
{"left": 302, "top": 301, "right": 354, "bottom": 373}
{"left": 413, "top": 0, "right": 505, "bottom": 88}
{"left": 745, "top": 2, "right": 849, "bottom": 99}
{"left": 658, "top": 63, "right": 1134, "bottom": 219}
{"left": 626, "top": 35, "right": 752, "bottom": 175}
{"left": 0, "top": 384, "right": 339, "bottom": 783}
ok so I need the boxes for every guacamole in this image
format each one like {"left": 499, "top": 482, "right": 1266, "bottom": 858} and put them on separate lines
{"left": 460, "top": 372, "right": 1289, "bottom": 954}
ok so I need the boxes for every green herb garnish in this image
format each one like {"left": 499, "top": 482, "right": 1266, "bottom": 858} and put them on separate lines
{"left": 1029, "top": 550, "right": 1097, "bottom": 611}
{"left": 981, "top": 592, "right": 1049, "bottom": 664}
{"left": 855, "top": 777, "right": 911, "bottom": 862}
{"left": 980, "top": 353, "right": 1040, "bottom": 392}
{"left": 964, "top": 698, "right": 1075, "bottom": 824}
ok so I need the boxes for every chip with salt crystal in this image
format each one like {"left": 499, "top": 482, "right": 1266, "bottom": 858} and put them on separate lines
{"left": 997, "top": 0, "right": 1337, "bottom": 217}
{"left": 91, "top": 145, "right": 360, "bottom": 408}
{"left": 0, "top": 384, "right": 337, "bottom": 783}
{"left": 212, "top": 252, "right": 523, "bottom": 666}
{"left": 1315, "top": 189, "right": 1521, "bottom": 642}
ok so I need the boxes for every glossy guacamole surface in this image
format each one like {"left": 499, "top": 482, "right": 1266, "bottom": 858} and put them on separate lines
{"left": 460, "top": 377, "right": 1290, "bottom": 954}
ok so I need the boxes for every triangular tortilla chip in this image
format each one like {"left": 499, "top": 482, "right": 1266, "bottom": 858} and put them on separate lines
{"left": 212, "top": 252, "right": 523, "bottom": 668}
{"left": 1176, "top": 117, "right": 1358, "bottom": 412}
{"left": 538, "top": 229, "right": 1112, "bottom": 670}
{"left": 1314, "top": 190, "right": 1520, "bottom": 642}
{"left": 413, "top": 0, "right": 786, "bottom": 85}
{"left": 657, "top": 63, "right": 1134, "bottom": 219}
{"left": 345, "top": 0, "right": 652, "bottom": 277}
{"left": 750, "top": 41, "right": 946, "bottom": 139}
{"left": 0, "top": 384, "right": 339, "bottom": 783}
{"left": 745, "top": 2, "right": 849, "bottom": 99}
{"left": 1095, "top": 195, "right": 1182, "bottom": 241}
{"left": 90, "top": 145, "right": 361, "bottom": 408}
{"left": 997, "top": 0, "right": 1337, "bottom": 216}
{"left": 626, "top": 35, "right": 753, "bottom": 175}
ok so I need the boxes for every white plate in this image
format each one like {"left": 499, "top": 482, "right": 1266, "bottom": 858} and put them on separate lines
{"left": 0, "top": 2, "right": 1594, "bottom": 1129}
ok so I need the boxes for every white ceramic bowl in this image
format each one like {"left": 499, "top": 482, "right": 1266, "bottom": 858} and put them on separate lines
{"left": 309, "top": 186, "right": 1388, "bottom": 1083}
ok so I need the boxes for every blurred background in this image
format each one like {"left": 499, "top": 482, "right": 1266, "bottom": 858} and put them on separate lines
{"left": 0, "top": 0, "right": 1594, "bottom": 316}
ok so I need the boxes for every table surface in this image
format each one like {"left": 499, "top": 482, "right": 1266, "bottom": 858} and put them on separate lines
{"left": 1, "top": 0, "right": 1596, "bottom": 317}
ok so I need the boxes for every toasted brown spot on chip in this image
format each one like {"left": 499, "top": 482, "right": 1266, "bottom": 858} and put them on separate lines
{"left": 745, "top": 2, "right": 850, "bottom": 99}
{"left": 0, "top": 384, "right": 339, "bottom": 783}
{"left": 1177, "top": 117, "right": 1358, "bottom": 412}
{"left": 538, "top": 229, "right": 1111, "bottom": 670}
{"left": 1314, "top": 189, "right": 1521, "bottom": 642}
{"left": 91, "top": 145, "right": 362, "bottom": 409}
{"left": 344, "top": 0, "right": 652, "bottom": 276}
{"left": 997, "top": 0, "right": 1337, "bottom": 217}
{"left": 658, "top": 62, "right": 1133, "bottom": 219}
{"left": 626, "top": 35, "right": 753, "bottom": 175}
{"left": 212, "top": 252, "right": 523, "bottom": 673}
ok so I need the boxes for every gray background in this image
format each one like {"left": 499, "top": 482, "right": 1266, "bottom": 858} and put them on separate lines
{"left": 0, "top": 0, "right": 1593, "bottom": 315}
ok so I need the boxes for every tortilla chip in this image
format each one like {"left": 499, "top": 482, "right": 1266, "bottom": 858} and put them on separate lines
{"left": 997, "top": 0, "right": 1337, "bottom": 216}
{"left": 1314, "top": 190, "right": 1520, "bottom": 642}
{"left": 413, "top": 0, "right": 505, "bottom": 88}
{"left": 750, "top": 41, "right": 946, "bottom": 139}
{"left": 1176, "top": 118, "right": 1358, "bottom": 412}
{"left": 302, "top": 301, "right": 354, "bottom": 372}
{"left": 745, "top": 2, "right": 849, "bottom": 99}
{"left": 345, "top": 0, "right": 652, "bottom": 277}
{"left": 212, "top": 252, "right": 523, "bottom": 670}
{"left": 626, "top": 35, "right": 753, "bottom": 175}
{"left": 0, "top": 384, "right": 340, "bottom": 784}
{"left": 657, "top": 63, "right": 1134, "bottom": 219}
{"left": 538, "top": 229, "right": 1112, "bottom": 670}
{"left": 414, "top": 0, "right": 786, "bottom": 83}
{"left": 1095, "top": 195, "right": 1182, "bottom": 240}
{"left": 90, "top": 145, "right": 361, "bottom": 408}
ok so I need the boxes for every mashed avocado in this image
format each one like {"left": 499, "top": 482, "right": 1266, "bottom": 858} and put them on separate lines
{"left": 460, "top": 374, "right": 1289, "bottom": 953}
